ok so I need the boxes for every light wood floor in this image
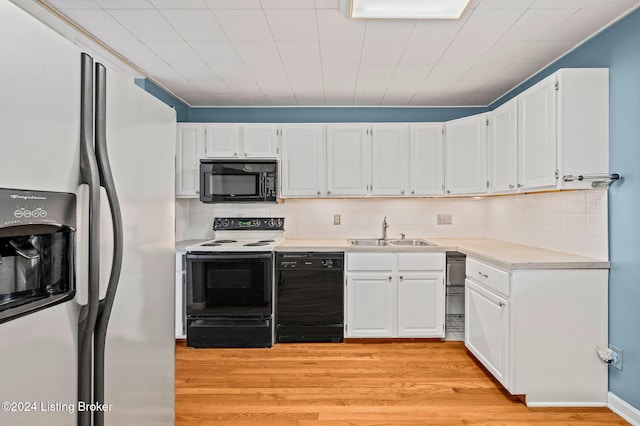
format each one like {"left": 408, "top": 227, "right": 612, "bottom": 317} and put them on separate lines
{"left": 175, "top": 340, "right": 628, "bottom": 425}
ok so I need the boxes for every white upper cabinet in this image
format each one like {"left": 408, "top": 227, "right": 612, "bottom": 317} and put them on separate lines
{"left": 445, "top": 114, "right": 488, "bottom": 196}
{"left": 517, "top": 68, "right": 609, "bottom": 191}
{"left": 203, "top": 124, "right": 241, "bottom": 158}
{"left": 371, "top": 124, "right": 409, "bottom": 196}
{"left": 241, "top": 125, "right": 279, "bottom": 158}
{"left": 409, "top": 124, "right": 444, "bottom": 196}
{"left": 175, "top": 124, "right": 204, "bottom": 197}
{"left": 280, "top": 125, "right": 326, "bottom": 197}
{"left": 326, "top": 124, "right": 371, "bottom": 196}
{"left": 517, "top": 76, "right": 557, "bottom": 190}
{"left": 203, "top": 124, "right": 279, "bottom": 158}
{"left": 488, "top": 99, "right": 518, "bottom": 194}
{"left": 555, "top": 69, "right": 609, "bottom": 189}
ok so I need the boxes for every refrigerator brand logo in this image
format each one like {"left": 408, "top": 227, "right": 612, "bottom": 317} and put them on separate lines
{"left": 11, "top": 194, "right": 47, "bottom": 200}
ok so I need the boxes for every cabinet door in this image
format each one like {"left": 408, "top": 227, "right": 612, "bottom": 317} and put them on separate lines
{"left": 242, "top": 125, "right": 279, "bottom": 158}
{"left": 176, "top": 124, "right": 204, "bottom": 197}
{"left": 326, "top": 125, "right": 370, "bottom": 196}
{"left": 409, "top": 124, "right": 444, "bottom": 196}
{"left": 517, "top": 76, "right": 557, "bottom": 190}
{"left": 397, "top": 273, "right": 444, "bottom": 338}
{"left": 346, "top": 273, "right": 395, "bottom": 338}
{"left": 488, "top": 99, "right": 518, "bottom": 194}
{"left": 445, "top": 114, "right": 487, "bottom": 195}
{"left": 371, "top": 124, "right": 408, "bottom": 196}
{"left": 203, "top": 124, "right": 240, "bottom": 158}
{"left": 465, "top": 279, "right": 510, "bottom": 390}
{"left": 280, "top": 125, "right": 326, "bottom": 197}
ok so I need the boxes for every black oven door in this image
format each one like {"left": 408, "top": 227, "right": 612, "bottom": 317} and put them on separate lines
{"left": 186, "top": 252, "right": 273, "bottom": 318}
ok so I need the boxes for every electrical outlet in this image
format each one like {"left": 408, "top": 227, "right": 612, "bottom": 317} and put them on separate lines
{"left": 437, "top": 213, "right": 452, "bottom": 225}
{"left": 609, "top": 344, "right": 623, "bottom": 370}
{"left": 333, "top": 214, "right": 341, "bottom": 225}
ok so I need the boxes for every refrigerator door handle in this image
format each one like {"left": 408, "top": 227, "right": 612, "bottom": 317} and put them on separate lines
{"left": 78, "top": 52, "right": 101, "bottom": 426}
{"left": 93, "top": 61, "right": 124, "bottom": 426}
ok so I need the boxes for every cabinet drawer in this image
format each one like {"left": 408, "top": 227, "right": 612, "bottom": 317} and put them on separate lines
{"left": 398, "top": 252, "right": 444, "bottom": 271}
{"left": 347, "top": 253, "right": 394, "bottom": 271}
{"left": 466, "top": 258, "right": 510, "bottom": 297}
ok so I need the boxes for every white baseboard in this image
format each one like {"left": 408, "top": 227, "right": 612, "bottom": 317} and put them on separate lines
{"left": 609, "top": 392, "right": 640, "bottom": 426}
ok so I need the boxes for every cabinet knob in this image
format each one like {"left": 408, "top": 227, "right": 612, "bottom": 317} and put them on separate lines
{"left": 411, "top": 190, "right": 415, "bottom": 195}
{"left": 388, "top": 276, "right": 392, "bottom": 281}
{"left": 244, "top": 152, "right": 248, "bottom": 157}
{"left": 401, "top": 190, "right": 405, "bottom": 195}
{"left": 508, "top": 184, "right": 514, "bottom": 189}
{"left": 517, "top": 184, "right": 522, "bottom": 188}
{"left": 446, "top": 190, "right": 451, "bottom": 194}
{"left": 399, "top": 275, "right": 403, "bottom": 280}
{"left": 327, "top": 191, "right": 331, "bottom": 195}
{"left": 498, "top": 302, "right": 505, "bottom": 308}
{"left": 317, "top": 191, "right": 321, "bottom": 195}
{"left": 233, "top": 152, "right": 238, "bottom": 157}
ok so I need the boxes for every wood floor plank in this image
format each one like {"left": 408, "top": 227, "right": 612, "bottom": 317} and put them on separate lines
{"left": 175, "top": 341, "right": 629, "bottom": 425}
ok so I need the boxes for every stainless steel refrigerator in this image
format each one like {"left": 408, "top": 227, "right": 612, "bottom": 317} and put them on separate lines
{"left": 0, "top": 2, "right": 176, "bottom": 425}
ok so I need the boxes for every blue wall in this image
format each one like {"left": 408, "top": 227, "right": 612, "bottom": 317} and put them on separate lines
{"left": 142, "top": 7, "right": 640, "bottom": 411}
{"left": 490, "top": 9, "right": 640, "bottom": 410}
{"left": 186, "top": 106, "right": 486, "bottom": 123}
{"left": 135, "top": 78, "right": 189, "bottom": 122}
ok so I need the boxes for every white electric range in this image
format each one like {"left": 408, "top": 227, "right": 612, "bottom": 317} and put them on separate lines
{"left": 184, "top": 217, "right": 284, "bottom": 348}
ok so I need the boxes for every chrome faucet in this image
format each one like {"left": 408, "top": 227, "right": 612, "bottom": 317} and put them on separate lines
{"left": 382, "top": 216, "right": 389, "bottom": 240}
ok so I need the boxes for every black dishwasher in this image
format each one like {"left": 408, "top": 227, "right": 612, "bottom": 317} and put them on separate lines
{"left": 275, "top": 252, "right": 344, "bottom": 343}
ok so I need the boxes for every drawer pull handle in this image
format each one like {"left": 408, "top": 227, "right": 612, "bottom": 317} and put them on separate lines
{"left": 478, "top": 272, "right": 489, "bottom": 279}
{"left": 498, "top": 301, "right": 505, "bottom": 308}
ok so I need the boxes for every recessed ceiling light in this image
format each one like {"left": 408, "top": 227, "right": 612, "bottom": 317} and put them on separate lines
{"left": 350, "top": 0, "right": 472, "bottom": 19}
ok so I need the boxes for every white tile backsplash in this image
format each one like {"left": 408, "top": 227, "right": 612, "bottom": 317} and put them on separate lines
{"left": 485, "top": 190, "right": 608, "bottom": 259}
{"left": 176, "top": 189, "right": 609, "bottom": 260}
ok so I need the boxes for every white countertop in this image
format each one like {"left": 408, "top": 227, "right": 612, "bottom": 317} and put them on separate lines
{"left": 177, "top": 238, "right": 609, "bottom": 270}
{"left": 273, "top": 238, "right": 610, "bottom": 270}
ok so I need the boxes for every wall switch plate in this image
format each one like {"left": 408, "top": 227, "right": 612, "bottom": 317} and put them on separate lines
{"left": 333, "top": 214, "right": 341, "bottom": 225}
{"left": 437, "top": 213, "right": 452, "bottom": 225}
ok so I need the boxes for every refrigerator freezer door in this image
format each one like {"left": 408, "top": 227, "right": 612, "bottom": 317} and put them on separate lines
{"left": 0, "top": 2, "right": 80, "bottom": 425}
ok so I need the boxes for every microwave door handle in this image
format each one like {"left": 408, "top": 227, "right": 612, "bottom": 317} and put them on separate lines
{"left": 260, "top": 174, "right": 266, "bottom": 200}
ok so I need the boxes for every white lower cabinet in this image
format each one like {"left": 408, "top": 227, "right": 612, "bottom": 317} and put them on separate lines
{"left": 346, "top": 252, "right": 445, "bottom": 338}
{"left": 347, "top": 273, "right": 395, "bottom": 338}
{"left": 465, "top": 257, "right": 608, "bottom": 406}
{"left": 465, "top": 279, "right": 510, "bottom": 388}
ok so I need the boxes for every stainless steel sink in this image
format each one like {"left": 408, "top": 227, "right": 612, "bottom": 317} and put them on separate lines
{"left": 347, "top": 239, "right": 392, "bottom": 246}
{"left": 388, "top": 239, "right": 434, "bottom": 246}
{"left": 347, "top": 238, "right": 434, "bottom": 247}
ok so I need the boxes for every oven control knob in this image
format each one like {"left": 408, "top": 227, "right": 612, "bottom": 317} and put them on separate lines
{"left": 254, "top": 219, "right": 261, "bottom": 227}
{"left": 268, "top": 218, "right": 275, "bottom": 227}
{"left": 275, "top": 218, "right": 282, "bottom": 227}
{"left": 214, "top": 219, "right": 223, "bottom": 228}
{"left": 221, "top": 219, "right": 230, "bottom": 228}
{"left": 321, "top": 259, "right": 334, "bottom": 268}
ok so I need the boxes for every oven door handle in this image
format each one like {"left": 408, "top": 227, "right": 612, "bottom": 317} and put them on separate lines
{"left": 187, "top": 252, "right": 273, "bottom": 261}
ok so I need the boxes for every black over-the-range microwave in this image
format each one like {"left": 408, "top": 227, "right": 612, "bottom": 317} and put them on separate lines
{"left": 199, "top": 160, "right": 277, "bottom": 203}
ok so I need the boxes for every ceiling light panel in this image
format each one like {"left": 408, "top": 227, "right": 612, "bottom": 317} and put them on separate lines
{"left": 351, "top": 0, "right": 472, "bottom": 19}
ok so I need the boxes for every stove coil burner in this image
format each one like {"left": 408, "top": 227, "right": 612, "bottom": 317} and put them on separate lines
{"left": 212, "top": 239, "right": 237, "bottom": 243}
{"left": 259, "top": 239, "right": 274, "bottom": 243}
{"left": 244, "top": 241, "right": 271, "bottom": 247}
{"left": 201, "top": 242, "right": 222, "bottom": 247}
